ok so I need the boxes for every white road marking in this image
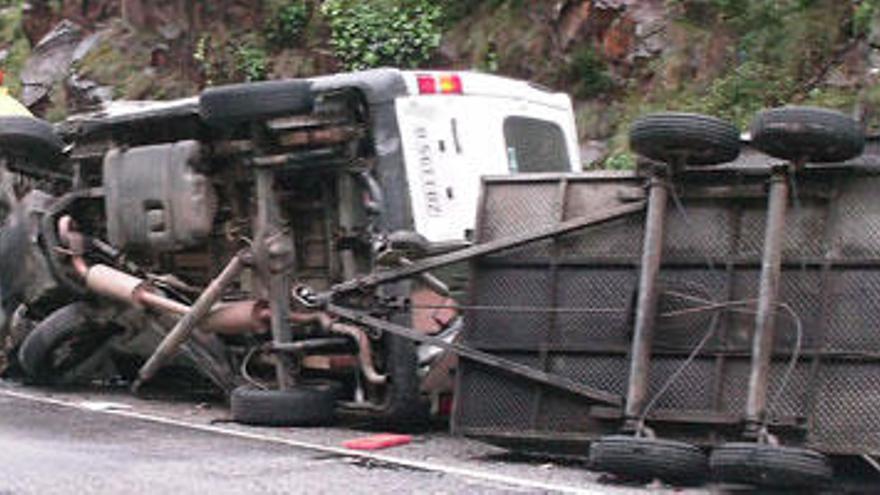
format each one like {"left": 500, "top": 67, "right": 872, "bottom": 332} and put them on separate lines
{"left": 0, "top": 388, "right": 608, "bottom": 494}
{"left": 78, "top": 400, "right": 133, "bottom": 411}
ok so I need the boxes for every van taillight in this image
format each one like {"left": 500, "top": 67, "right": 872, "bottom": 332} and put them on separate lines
{"left": 439, "top": 75, "right": 463, "bottom": 94}
{"left": 417, "top": 74, "right": 463, "bottom": 95}
{"left": 417, "top": 75, "right": 437, "bottom": 94}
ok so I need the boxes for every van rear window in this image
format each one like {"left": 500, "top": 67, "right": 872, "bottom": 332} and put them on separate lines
{"left": 503, "top": 117, "right": 570, "bottom": 173}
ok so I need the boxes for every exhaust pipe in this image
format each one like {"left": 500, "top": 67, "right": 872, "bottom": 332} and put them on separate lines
{"left": 57, "top": 216, "right": 266, "bottom": 335}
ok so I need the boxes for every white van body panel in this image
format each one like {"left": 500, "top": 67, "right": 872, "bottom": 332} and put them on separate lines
{"left": 396, "top": 71, "right": 581, "bottom": 242}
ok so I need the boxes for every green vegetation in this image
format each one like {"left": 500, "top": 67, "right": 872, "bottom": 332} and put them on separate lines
{"left": 321, "top": 0, "right": 442, "bottom": 70}
{"left": 854, "top": 0, "right": 880, "bottom": 35}
{"left": 235, "top": 42, "right": 269, "bottom": 82}
{"left": 0, "top": 3, "right": 28, "bottom": 97}
{"left": 595, "top": 0, "right": 865, "bottom": 169}
{"left": 265, "top": 1, "right": 310, "bottom": 49}
{"left": 654, "top": 0, "right": 852, "bottom": 126}
{"left": 76, "top": 36, "right": 143, "bottom": 94}
{"left": 194, "top": 34, "right": 269, "bottom": 85}
{"left": 568, "top": 46, "right": 614, "bottom": 99}
{"left": 0, "top": 0, "right": 874, "bottom": 165}
{"left": 604, "top": 151, "right": 636, "bottom": 171}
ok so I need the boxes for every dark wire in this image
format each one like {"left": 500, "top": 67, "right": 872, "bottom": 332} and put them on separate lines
{"left": 671, "top": 179, "right": 807, "bottom": 420}
{"left": 407, "top": 304, "right": 627, "bottom": 314}
{"left": 670, "top": 186, "right": 719, "bottom": 273}
{"left": 241, "top": 346, "right": 268, "bottom": 390}
{"left": 408, "top": 297, "right": 754, "bottom": 320}
{"left": 766, "top": 302, "right": 804, "bottom": 422}
{"left": 635, "top": 292, "right": 804, "bottom": 425}
{"left": 638, "top": 310, "right": 721, "bottom": 426}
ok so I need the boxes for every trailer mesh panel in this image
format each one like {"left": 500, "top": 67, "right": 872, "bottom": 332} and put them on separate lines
{"left": 453, "top": 165, "right": 880, "bottom": 455}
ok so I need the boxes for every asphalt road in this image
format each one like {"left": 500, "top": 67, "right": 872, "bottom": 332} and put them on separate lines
{"left": 0, "top": 391, "right": 549, "bottom": 495}
{"left": 1, "top": 380, "right": 683, "bottom": 495}
{"left": 4, "top": 383, "right": 878, "bottom": 494}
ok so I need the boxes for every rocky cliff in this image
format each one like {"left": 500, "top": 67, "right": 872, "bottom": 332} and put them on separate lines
{"left": 1, "top": 0, "right": 879, "bottom": 168}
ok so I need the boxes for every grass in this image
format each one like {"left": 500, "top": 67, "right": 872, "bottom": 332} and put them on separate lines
{"left": 0, "top": 5, "right": 29, "bottom": 97}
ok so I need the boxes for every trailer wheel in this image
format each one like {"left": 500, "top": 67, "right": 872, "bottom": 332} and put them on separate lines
{"left": 230, "top": 383, "right": 336, "bottom": 426}
{"left": 372, "top": 329, "right": 431, "bottom": 427}
{"left": 17, "top": 302, "right": 112, "bottom": 384}
{"left": 629, "top": 113, "right": 741, "bottom": 166}
{"left": 750, "top": 106, "right": 864, "bottom": 163}
{"left": 0, "top": 116, "right": 65, "bottom": 168}
{"left": 590, "top": 435, "right": 709, "bottom": 486}
{"left": 199, "top": 80, "right": 314, "bottom": 127}
{"left": 710, "top": 442, "right": 832, "bottom": 489}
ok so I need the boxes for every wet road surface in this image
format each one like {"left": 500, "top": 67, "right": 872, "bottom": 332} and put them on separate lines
{"left": 0, "top": 391, "right": 554, "bottom": 494}
{"left": 0, "top": 383, "right": 877, "bottom": 494}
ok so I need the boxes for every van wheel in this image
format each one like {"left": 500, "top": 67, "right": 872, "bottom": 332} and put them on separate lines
{"left": 230, "top": 383, "right": 336, "bottom": 426}
{"left": 0, "top": 116, "right": 65, "bottom": 168}
{"left": 629, "top": 113, "right": 741, "bottom": 166}
{"left": 199, "top": 80, "right": 314, "bottom": 127}
{"left": 750, "top": 106, "right": 864, "bottom": 163}
{"left": 17, "top": 302, "right": 112, "bottom": 385}
{"left": 710, "top": 442, "right": 832, "bottom": 489}
{"left": 590, "top": 435, "right": 709, "bottom": 486}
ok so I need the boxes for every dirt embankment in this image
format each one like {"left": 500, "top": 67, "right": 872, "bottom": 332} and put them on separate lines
{"left": 2, "top": 0, "right": 879, "bottom": 167}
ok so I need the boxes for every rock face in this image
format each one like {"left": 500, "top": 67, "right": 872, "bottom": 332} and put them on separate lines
{"left": 21, "top": 1, "right": 57, "bottom": 46}
{"left": 20, "top": 19, "right": 114, "bottom": 113}
{"left": 4, "top": 0, "right": 878, "bottom": 160}
{"left": 22, "top": 1, "right": 119, "bottom": 46}
{"left": 556, "top": 0, "right": 665, "bottom": 71}
{"left": 20, "top": 20, "right": 84, "bottom": 107}
{"left": 65, "top": 71, "right": 114, "bottom": 110}
{"left": 122, "top": 0, "right": 262, "bottom": 38}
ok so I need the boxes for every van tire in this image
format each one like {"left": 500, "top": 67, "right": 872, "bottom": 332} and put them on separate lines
{"left": 750, "top": 106, "right": 864, "bottom": 163}
{"left": 630, "top": 113, "right": 741, "bottom": 166}
{"left": 590, "top": 435, "right": 709, "bottom": 486}
{"left": 17, "top": 302, "right": 110, "bottom": 384}
{"left": 199, "top": 80, "right": 314, "bottom": 127}
{"left": 230, "top": 383, "right": 336, "bottom": 426}
{"left": 0, "top": 116, "right": 65, "bottom": 168}
{"left": 710, "top": 442, "right": 832, "bottom": 489}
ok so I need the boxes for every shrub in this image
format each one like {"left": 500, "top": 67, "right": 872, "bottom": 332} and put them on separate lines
{"left": 194, "top": 34, "right": 269, "bottom": 85}
{"left": 321, "top": 0, "right": 442, "bottom": 70}
{"left": 236, "top": 43, "right": 269, "bottom": 82}
{"left": 265, "top": 1, "right": 309, "bottom": 49}
{"left": 568, "top": 46, "right": 614, "bottom": 99}
{"left": 604, "top": 151, "right": 636, "bottom": 170}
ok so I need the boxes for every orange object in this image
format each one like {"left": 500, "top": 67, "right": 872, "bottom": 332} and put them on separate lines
{"left": 342, "top": 433, "right": 413, "bottom": 451}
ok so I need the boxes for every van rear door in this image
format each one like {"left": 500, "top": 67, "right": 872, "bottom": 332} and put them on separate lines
{"left": 395, "top": 74, "right": 580, "bottom": 242}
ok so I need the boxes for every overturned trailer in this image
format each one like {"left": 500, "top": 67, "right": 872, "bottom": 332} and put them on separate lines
{"left": 453, "top": 109, "right": 880, "bottom": 487}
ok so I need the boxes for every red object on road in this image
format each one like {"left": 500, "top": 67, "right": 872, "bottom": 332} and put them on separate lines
{"left": 343, "top": 433, "right": 413, "bottom": 451}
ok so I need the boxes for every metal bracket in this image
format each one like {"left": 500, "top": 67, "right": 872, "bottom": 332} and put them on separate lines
{"left": 325, "top": 304, "right": 623, "bottom": 407}
{"left": 326, "top": 200, "right": 647, "bottom": 297}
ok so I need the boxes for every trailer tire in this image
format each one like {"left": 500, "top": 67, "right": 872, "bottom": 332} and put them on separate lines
{"left": 230, "top": 383, "right": 336, "bottom": 426}
{"left": 710, "top": 442, "right": 832, "bottom": 489}
{"left": 17, "top": 302, "right": 111, "bottom": 384}
{"left": 374, "top": 330, "right": 431, "bottom": 427}
{"left": 590, "top": 435, "right": 709, "bottom": 486}
{"left": 199, "top": 80, "right": 314, "bottom": 127}
{"left": 629, "top": 113, "right": 741, "bottom": 166}
{"left": 0, "top": 116, "right": 65, "bottom": 168}
{"left": 750, "top": 106, "right": 864, "bottom": 163}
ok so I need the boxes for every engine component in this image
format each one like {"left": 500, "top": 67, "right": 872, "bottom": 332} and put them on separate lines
{"left": 103, "top": 140, "right": 216, "bottom": 251}
{"left": 0, "top": 190, "right": 61, "bottom": 314}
